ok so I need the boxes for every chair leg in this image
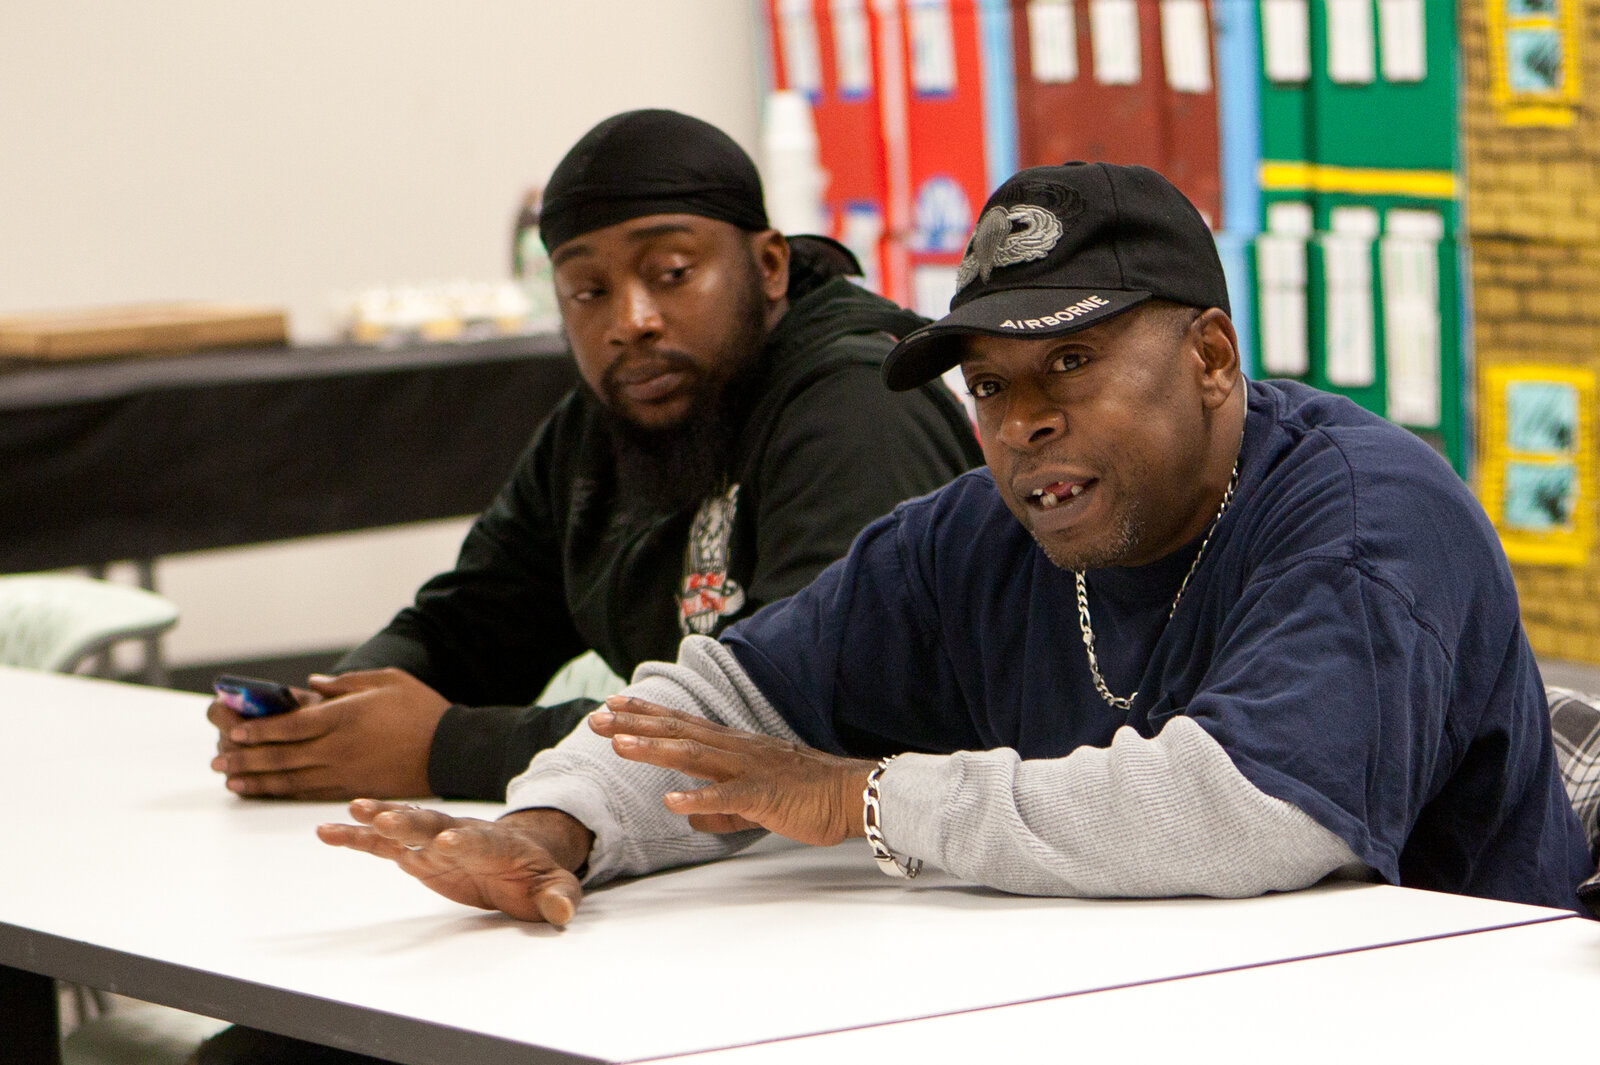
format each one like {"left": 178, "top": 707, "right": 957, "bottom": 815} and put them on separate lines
{"left": 71, "top": 980, "right": 92, "bottom": 1024}
{"left": 65, "top": 979, "right": 111, "bottom": 1023}
{"left": 134, "top": 559, "right": 171, "bottom": 687}
{"left": 82, "top": 563, "right": 116, "bottom": 678}
{"left": 141, "top": 633, "right": 170, "bottom": 688}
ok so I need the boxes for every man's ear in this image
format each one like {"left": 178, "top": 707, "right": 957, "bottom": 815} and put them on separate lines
{"left": 751, "top": 229, "right": 791, "bottom": 303}
{"left": 1194, "top": 307, "right": 1240, "bottom": 411}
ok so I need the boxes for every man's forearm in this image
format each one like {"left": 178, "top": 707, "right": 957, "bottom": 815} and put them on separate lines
{"left": 505, "top": 636, "right": 795, "bottom": 884}
{"left": 508, "top": 639, "right": 1361, "bottom": 899}
{"left": 877, "top": 716, "right": 1364, "bottom": 898}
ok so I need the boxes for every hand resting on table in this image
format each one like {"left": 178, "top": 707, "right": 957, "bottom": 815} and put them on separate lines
{"left": 317, "top": 694, "right": 881, "bottom": 924}
{"left": 209, "top": 668, "right": 449, "bottom": 800}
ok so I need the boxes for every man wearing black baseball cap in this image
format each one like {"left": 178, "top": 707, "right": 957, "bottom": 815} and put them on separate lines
{"left": 324, "top": 162, "right": 1589, "bottom": 922}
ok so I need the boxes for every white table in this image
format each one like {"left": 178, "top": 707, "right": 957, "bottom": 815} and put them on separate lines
{"left": 645, "top": 912, "right": 1600, "bottom": 1063}
{"left": 0, "top": 667, "right": 1579, "bottom": 1064}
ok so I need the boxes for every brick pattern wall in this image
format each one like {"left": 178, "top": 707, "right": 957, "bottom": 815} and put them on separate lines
{"left": 1462, "top": 0, "right": 1600, "bottom": 661}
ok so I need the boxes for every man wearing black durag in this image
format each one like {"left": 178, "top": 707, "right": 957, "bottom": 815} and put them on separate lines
{"left": 205, "top": 110, "right": 980, "bottom": 804}
{"left": 195, "top": 108, "right": 979, "bottom": 1065}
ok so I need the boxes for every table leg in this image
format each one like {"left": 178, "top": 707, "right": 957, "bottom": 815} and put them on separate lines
{"left": 0, "top": 964, "right": 62, "bottom": 1065}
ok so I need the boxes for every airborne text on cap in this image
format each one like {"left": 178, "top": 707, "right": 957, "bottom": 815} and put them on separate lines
{"left": 999, "top": 295, "right": 1112, "bottom": 330}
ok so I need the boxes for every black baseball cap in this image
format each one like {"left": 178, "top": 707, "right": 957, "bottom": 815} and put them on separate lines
{"left": 882, "top": 162, "right": 1230, "bottom": 391}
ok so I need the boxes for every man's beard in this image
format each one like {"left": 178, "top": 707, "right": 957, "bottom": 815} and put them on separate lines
{"left": 595, "top": 271, "right": 768, "bottom": 517}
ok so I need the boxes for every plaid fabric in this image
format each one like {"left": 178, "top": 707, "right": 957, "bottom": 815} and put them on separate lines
{"left": 1546, "top": 686, "right": 1600, "bottom": 916}
{"left": 1548, "top": 686, "right": 1600, "bottom": 855}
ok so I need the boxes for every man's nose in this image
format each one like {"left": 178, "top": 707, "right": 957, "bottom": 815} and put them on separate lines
{"left": 607, "top": 280, "right": 664, "bottom": 345}
{"left": 996, "top": 381, "right": 1064, "bottom": 451}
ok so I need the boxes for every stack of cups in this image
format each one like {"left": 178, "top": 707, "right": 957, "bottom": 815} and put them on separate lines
{"left": 761, "top": 90, "right": 827, "bottom": 237}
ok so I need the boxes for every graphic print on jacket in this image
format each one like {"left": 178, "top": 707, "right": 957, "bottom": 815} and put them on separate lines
{"left": 680, "top": 483, "right": 745, "bottom": 634}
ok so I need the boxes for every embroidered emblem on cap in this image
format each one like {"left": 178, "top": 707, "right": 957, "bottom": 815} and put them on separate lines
{"left": 954, "top": 183, "right": 1085, "bottom": 294}
{"left": 956, "top": 204, "right": 1061, "bottom": 292}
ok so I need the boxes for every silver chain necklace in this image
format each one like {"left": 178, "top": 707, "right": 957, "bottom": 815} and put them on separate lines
{"left": 1075, "top": 458, "right": 1241, "bottom": 711}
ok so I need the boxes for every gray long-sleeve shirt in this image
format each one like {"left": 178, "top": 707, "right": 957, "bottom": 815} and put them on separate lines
{"left": 505, "top": 636, "right": 1362, "bottom": 897}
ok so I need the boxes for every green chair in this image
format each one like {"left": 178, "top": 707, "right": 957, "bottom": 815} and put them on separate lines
{"left": 0, "top": 574, "right": 178, "bottom": 682}
{"left": 534, "top": 649, "right": 629, "bottom": 705}
{"left": 0, "top": 575, "right": 226, "bottom": 1061}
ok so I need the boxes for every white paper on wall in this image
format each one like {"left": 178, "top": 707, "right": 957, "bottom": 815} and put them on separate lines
{"left": 840, "top": 204, "right": 885, "bottom": 296}
{"left": 1160, "top": 0, "right": 1212, "bottom": 93}
{"left": 1382, "top": 209, "right": 1444, "bottom": 427}
{"left": 1268, "top": 200, "right": 1315, "bottom": 239}
{"left": 1090, "top": 0, "right": 1142, "bottom": 85}
{"left": 1322, "top": 206, "right": 1379, "bottom": 388}
{"left": 831, "top": 0, "right": 874, "bottom": 94}
{"left": 1327, "top": 0, "right": 1377, "bottom": 84}
{"left": 780, "top": 0, "right": 823, "bottom": 94}
{"left": 1028, "top": 0, "right": 1079, "bottom": 83}
{"left": 1377, "top": 0, "right": 1426, "bottom": 82}
{"left": 1257, "top": 202, "right": 1314, "bottom": 377}
{"left": 1257, "top": 235, "right": 1310, "bottom": 376}
{"left": 1261, "top": 0, "right": 1311, "bottom": 82}
{"left": 912, "top": 263, "right": 961, "bottom": 319}
{"left": 909, "top": 0, "right": 957, "bottom": 93}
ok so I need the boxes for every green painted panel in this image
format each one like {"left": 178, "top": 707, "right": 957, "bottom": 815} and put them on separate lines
{"left": 1258, "top": 0, "right": 1459, "bottom": 186}
{"left": 1252, "top": 1, "right": 1464, "bottom": 475}
{"left": 1251, "top": 188, "right": 1465, "bottom": 474}
{"left": 1304, "top": 0, "right": 1457, "bottom": 171}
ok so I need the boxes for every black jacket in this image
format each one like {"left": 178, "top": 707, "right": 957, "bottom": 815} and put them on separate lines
{"left": 339, "top": 271, "right": 983, "bottom": 799}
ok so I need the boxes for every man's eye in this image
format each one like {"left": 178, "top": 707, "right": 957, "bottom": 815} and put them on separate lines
{"left": 566, "top": 286, "right": 604, "bottom": 303}
{"left": 660, "top": 266, "right": 690, "bottom": 284}
{"left": 968, "top": 380, "right": 1000, "bottom": 399}
{"left": 1049, "top": 354, "right": 1085, "bottom": 372}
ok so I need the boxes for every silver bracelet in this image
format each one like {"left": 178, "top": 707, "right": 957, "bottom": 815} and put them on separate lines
{"left": 862, "top": 755, "right": 922, "bottom": 879}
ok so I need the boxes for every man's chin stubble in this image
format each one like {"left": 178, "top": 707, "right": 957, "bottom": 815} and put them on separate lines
{"left": 1034, "top": 515, "right": 1144, "bottom": 572}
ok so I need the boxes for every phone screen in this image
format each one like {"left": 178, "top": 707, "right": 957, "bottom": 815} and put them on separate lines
{"left": 213, "top": 674, "right": 298, "bottom": 718}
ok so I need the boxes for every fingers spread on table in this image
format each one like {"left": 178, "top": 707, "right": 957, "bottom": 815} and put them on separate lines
{"left": 473, "top": 862, "right": 584, "bottom": 926}
{"left": 368, "top": 805, "right": 465, "bottom": 847}
{"left": 534, "top": 881, "right": 581, "bottom": 927}
{"left": 315, "top": 822, "right": 409, "bottom": 862}
{"left": 318, "top": 804, "right": 469, "bottom": 862}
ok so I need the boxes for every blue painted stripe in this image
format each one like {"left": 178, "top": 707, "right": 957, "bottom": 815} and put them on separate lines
{"left": 1212, "top": 0, "right": 1262, "bottom": 376}
{"left": 1214, "top": 230, "right": 1256, "bottom": 378}
{"left": 1214, "top": 0, "right": 1261, "bottom": 235}
{"left": 975, "top": 0, "right": 1018, "bottom": 192}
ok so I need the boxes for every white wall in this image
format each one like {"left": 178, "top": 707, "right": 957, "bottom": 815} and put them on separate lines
{"left": 4, "top": 1, "right": 766, "bottom": 665}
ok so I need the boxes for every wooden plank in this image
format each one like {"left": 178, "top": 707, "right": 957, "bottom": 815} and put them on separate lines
{"left": 0, "top": 303, "right": 287, "bottom": 359}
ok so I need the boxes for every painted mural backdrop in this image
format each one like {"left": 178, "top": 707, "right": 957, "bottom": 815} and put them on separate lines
{"left": 761, "top": 0, "right": 1600, "bottom": 661}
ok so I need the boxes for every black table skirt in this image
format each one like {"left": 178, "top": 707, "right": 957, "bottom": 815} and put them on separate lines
{"left": 0, "top": 334, "right": 577, "bottom": 572}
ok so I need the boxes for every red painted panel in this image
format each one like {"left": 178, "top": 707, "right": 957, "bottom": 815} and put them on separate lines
{"left": 1011, "top": 0, "right": 1219, "bottom": 225}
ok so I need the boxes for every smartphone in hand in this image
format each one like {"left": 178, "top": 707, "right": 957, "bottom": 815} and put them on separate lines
{"left": 213, "top": 674, "right": 299, "bottom": 719}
